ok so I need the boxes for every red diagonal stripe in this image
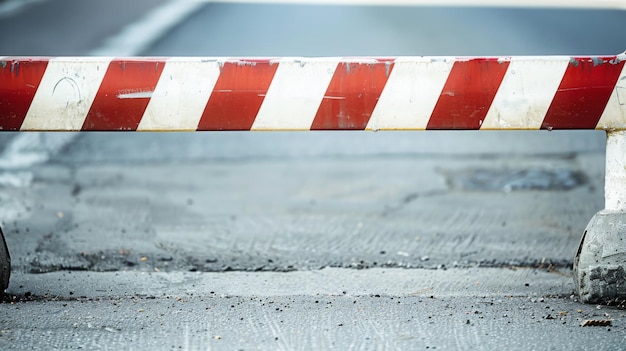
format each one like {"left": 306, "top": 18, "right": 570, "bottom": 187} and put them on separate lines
{"left": 82, "top": 59, "right": 165, "bottom": 131}
{"left": 310, "top": 60, "right": 394, "bottom": 130}
{"left": 427, "top": 59, "right": 509, "bottom": 130}
{"left": 198, "top": 60, "right": 278, "bottom": 131}
{"left": 541, "top": 57, "right": 625, "bottom": 130}
{"left": 0, "top": 58, "right": 48, "bottom": 130}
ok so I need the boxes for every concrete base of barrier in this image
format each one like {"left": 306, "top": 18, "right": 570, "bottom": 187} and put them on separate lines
{"left": 574, "top": 210, "right": 626, "bottom": 304}
{"left": 0, "top": 227, "right": 10, "bottom": 292}
{"left": 574, "top": 131, "right": 626, "bottom": 304}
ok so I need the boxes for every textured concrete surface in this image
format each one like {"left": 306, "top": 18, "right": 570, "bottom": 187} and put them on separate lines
{"left": 1, "top": 269, "right": 625, "bottom": 351}
{"left": 3, "top": 131, "right": 624, "bottom": 350}
{"left": 3, "top": 135, "right": 607, "bottom": 274}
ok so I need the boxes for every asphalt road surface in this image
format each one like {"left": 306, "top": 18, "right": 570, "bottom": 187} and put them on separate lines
{"left": 1, "top": 1, "right": 625, "bottom": 350}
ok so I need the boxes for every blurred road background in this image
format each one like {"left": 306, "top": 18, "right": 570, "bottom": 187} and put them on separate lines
{"left": 0, "top": 0, "right": 625, "bottom": 349}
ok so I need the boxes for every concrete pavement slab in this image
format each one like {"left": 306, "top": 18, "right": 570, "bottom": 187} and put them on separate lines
{"left": 2, "top": 137, "right": 605, "bottom": 275}
{"left": 1, "top": 269, "right": 625, "bottom": 350}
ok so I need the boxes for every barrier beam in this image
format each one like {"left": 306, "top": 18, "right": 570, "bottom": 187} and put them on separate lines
{"left": 1, "top": 55, "right": 625, "bottom": 303}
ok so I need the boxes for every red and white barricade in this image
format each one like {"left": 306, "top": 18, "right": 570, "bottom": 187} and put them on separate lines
{"left": 1, "top": 54, "right": 625, "bottom": 303}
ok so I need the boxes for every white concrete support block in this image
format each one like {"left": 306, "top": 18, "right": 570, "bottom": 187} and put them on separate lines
{"left": 574, "top": 131, "right": 626, "bottom": 304}
{"left": 605, "top": 131, "right": 626, "bottom": 211}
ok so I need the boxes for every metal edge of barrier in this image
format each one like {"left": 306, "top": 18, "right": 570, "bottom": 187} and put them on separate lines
{"left": 0, "top": 226, "right": 9, "bottom": 293}
{"left": 1, "top": 54, "right": 625, "bottom": 302}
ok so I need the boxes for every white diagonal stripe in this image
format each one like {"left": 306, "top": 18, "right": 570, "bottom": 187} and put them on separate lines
{"left": 596, "top": 62, "right": 626, "bottom": 130}
{"left": 251, "top": 58, "right": 339, "bottom": 130}
{"left": 481, "top": 57, "right": 569, "bottom": 130}
{"left": 21, "top": 57, "right": 112, "bottom": 131}
{"left": 137, "top": 58, "right": 222, "bottom": 131}
{"left": 367, "top": 57, "right": 453, "bottom": 130}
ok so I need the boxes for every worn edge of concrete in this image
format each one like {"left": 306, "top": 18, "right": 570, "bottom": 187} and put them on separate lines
{"left": 0, "top": 226, "right": 9, "bottom": 292}
{"left": 574, "top": 210, "right": 626, "bottom": 304}
{"left": 7, "top": 267, "right": 573, "bottom": 299}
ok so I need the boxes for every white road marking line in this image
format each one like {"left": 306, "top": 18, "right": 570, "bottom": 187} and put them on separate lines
{"left": 200, "top": 0, "right": 626, "bottom": 10}
{"left": 1, "top": 58, "right": 110, "bottom": 171}
{"left": 1, "top": 1, "right": 203, "bottom": 171}
{"left": 88, "top": 0, "right": 205, "bottom": 56}
{"left": 0, "top": 0, "right": 43, "bottom": 19}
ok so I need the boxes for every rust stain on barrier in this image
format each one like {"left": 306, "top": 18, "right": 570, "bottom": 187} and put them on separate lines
{"left": 217, "top": 59, "right": 278, "bottom": 71}
{"left": 617, "top": 77, "right": 626, "bottom": 106}
{"left": 556, "top": 86, "right": 610, "bottom": 92}
{"left": 592, "top": 57, "right": 604, "bottom": 67}
{"left": 9, "top": 61, "right": 19, "bottom": 75}
{"left": 385, "top": 61, "right": 392, "bottom": 77}
{"left": 568, "top": 56, "right": 624, "bottom": 67}
{"left": 236, "top": 60, "right": 258, "bottom": 67}
{"left": 118, "top": 61, "right": 162, "bottom": 72}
